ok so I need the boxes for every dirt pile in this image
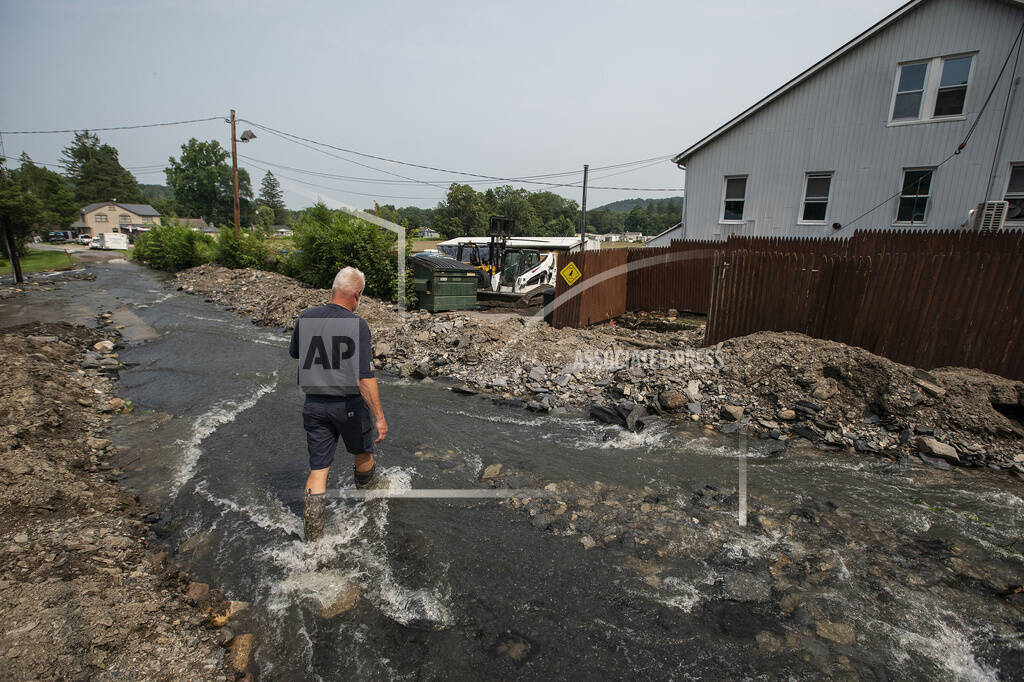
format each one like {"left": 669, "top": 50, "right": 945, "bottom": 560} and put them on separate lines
{"left": 169, "top": 265, "right": 1024, "bottom": 476}
{"left": 715, "top": 332, "right": 1024, "bottom": 470}
{"left": 0, "top": 322, "right": 236, "bottom": 680}
{"left": 172, "top": 264, "right": 399, "bottom": 329}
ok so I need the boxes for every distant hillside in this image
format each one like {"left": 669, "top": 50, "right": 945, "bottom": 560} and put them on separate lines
{"left": 139, "top": 184, "right": 172, "bottom": 201}
{"left": 591, "top": 196, "right": 684, "bottom": 213}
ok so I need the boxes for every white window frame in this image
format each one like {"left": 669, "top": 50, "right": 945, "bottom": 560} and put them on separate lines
{"left": 894, "top": 167, "right": 935, "bottom": 226}
{"left": 798, "top": 171, "right": 834, "bottom": 225}
{"left": 95, "top": 213, "right": 108, "bottom": 222}
{"left": 1004, "top": 162, "right": 1024, "bottom": 225}
{"left": 887, "top": 53, "right": 975, "bottom": 126}
{"left": 720, "top": 175, "right": 747, "bottom": 224}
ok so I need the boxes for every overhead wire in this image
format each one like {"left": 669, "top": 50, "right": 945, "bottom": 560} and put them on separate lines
{"left": 240, "top": 118, "right": 678, "bottom": 191}
{"left": 0, "top": 116, "right": 224, "bottom": 135}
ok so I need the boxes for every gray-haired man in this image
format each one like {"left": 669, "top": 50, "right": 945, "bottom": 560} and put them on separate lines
{"left": 289, "top": 266, "right": 388, "bottom": 541}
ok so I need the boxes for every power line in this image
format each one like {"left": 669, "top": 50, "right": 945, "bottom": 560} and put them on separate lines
{"left": 243, "top": 159, "right": 443, "bottom": 202}
{"left": 0, "top": 116, "right": 224, "bottom": 135}
{"left": 241, "top": 118, "right": 678, "bottom": 191}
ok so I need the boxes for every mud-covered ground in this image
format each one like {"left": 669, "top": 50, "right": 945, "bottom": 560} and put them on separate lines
{"left": 172, "top": 265, "right": 1024, "bottom": 479}
{"left": 0, "top": 322, "right": 244, "bottom": 680}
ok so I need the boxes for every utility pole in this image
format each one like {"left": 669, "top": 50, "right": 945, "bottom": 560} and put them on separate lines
{"left": 230, "top": 109, "right": 241, "bottom": 238}
{"left": 580, "top": 164, "right": 589, "bottom": 240}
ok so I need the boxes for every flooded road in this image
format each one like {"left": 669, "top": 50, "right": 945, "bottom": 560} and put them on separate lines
{"left": 5, "top": 260, "right": 1022, "bottom": 680}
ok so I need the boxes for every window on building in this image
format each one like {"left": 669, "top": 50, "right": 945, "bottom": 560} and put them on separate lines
{"left": 721, "top": 176, "right": 746, "bottom": 222}
{"left": 95, "top": 214, "right": 108, "bottom": 222}
{"left": 801, "top": 172, "right": 833, "bottom": 223}
{"left": 896, "top": 168, "right": 934, "bottom": 224}
{"left": 890, "top": 54, "right": 973, "bottom": 122}
{"left": 934, "top": 56, "right": 972, "bottom": 116}
{"left": 119, "top": 214, "right": 131, "bottom": 223}
{"left": 892, "top": 62, "right": 928, "bottom": 120}
{"left": 1006, "top": 164, "right": 1024, "bottom": 224}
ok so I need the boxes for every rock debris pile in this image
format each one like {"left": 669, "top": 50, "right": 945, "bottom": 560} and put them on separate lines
{"left": 172, "top": 266, "right": 1023, "bottom": 477}
{"left": 0, "top": 322, "right": 239, "bottom": 680}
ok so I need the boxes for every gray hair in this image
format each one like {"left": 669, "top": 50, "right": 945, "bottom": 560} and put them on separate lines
{"left": 332, "top": 266, "right": 365, "bottom": 297}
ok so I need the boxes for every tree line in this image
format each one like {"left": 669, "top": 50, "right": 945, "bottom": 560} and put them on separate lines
{"left": 374, "top": 185, "right": 682, "bottom": 238}
{"left": 0, "top": 131, "right": 290, "bottom": 243}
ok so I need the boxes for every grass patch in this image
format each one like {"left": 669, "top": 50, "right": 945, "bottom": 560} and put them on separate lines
{"left": 0, "top": 248, "right": 78, "bottom": 275}
{"left": 412, "top": 238, "right": 443, "bottom": 252}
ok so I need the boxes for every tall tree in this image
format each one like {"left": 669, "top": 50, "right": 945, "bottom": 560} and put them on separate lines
{"left": 257, "top": 171, "right": 286, "bottom": 224}
{"left": 436, "top": 183, "right": 486, "bottom": 238}
{"left": 1, "top": 159, "right": 44, "bottom": 279}
{"left": 60, "top": 131, "right": 143, "bottom": 204}
{"left": 17, "top": 154, "right": 79, "bottom": 229}
{"left": 165, "top": 138, "right": 252, "bottom": 227}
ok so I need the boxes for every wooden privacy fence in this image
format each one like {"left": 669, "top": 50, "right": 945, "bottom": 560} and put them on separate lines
{"left": 551, "top": 239, "right": 719, "bottom": 328}
{"left": 550, "top": 229, "right": 1024, "bottom": 379}
{"left": 704, "top": 238, "right": 1024, "bottom": 380}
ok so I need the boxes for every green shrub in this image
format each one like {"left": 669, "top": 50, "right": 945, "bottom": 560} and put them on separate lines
{"left": 215, "top": 226, "right": 272, "bottom": 269}
{"left": 282, "top": 202, "right": 413, "bottom": 303}
{"left": 132, "top": 221, "right": 214, "bottom": 271}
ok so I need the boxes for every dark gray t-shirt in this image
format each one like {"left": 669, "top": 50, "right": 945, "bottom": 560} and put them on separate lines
{"left": 289, "top": 303, "right": 374, "bottom": 395}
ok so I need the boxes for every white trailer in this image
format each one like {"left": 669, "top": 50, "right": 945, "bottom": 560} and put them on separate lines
{"left": 95, "top": 233, "right": 129, "bottom": 250}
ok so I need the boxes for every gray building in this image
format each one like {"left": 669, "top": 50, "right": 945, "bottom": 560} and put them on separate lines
{"left": 672, "top": 0, "right": 1024, "bottom": 239}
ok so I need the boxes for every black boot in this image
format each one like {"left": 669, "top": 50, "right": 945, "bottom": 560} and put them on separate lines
{"left": 354, "top": 464, "right": 377, "bottom": 490}
{"left": 303, "top": 489, "right": 326, "bottom": 542}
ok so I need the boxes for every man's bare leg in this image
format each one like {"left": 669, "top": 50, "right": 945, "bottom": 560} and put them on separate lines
{"left": 305, "top": 467, "right": 330, "bottom": 495}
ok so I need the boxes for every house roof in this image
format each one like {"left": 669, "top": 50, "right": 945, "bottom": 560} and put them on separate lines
{"left": 672, "top": 0, "right": 935, "bottom": 165}
{"left": 81, "top": 201, "right": 161, "bottom": 217}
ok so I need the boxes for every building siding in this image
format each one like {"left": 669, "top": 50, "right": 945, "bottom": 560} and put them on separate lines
{"left": 680, "top": 0, "right": 1024, "bottom": 239}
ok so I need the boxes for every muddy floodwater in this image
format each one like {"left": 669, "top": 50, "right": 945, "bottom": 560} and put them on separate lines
{"left": 7, "top": 261, "right": 1021, "bottom": 680}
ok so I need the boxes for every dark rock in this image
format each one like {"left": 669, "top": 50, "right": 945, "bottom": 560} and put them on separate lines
{"left": 450, "top": 385, "right": 477, "bottom": 395}
{"left": 686, "top": 402, "right": 702, "bottom": 415}
{"left": 625, "top": 404, "right": 649, "bottom": 432}
{"left": 854, "top": 439, "right": 879, "bottom": 453}
{"left": 795, "top": 399, "right": 823, "bottom": 412}
{"left": 588, "top": 404, "right": 624, "bottom": 427}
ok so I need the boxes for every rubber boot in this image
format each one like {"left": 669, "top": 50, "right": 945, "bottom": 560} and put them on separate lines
{"left": 303, "top": 489, "right": 326, "bottom": 542}
{"left": 354, "top": 464, "right": 377, "bottom": 490}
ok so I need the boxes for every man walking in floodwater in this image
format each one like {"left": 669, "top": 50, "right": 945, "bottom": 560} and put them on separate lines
{"left": 289, "top": 266, "right": 388, "bottom": 542}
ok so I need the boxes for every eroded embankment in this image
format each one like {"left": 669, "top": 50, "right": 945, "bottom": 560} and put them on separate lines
{"left": 0, "top": 322, "right": 243, "bottom": 680}
{"left": 171, "top": 265, "right": 1024, "bottom": 478}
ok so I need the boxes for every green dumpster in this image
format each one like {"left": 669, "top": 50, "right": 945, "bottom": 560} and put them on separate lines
{"left": 411, "top": 254, "right": 479, "bottom": 312}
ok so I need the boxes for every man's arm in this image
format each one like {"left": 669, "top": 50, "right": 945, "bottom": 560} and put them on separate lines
{"left": 358, "top": 377, "right": 388, "bottom": 443}
{"left": 288, "top": 320, "right": 300, "bottom": 359}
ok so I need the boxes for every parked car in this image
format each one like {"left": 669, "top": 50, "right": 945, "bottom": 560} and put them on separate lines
{"left": 75, "top": 235, "right": 93, "bottom": 245}
{"left": 88, "top": 237, "right": 101, "bottom": 249}
{"left": 47, "top": 230, "right": 73, "bottom": 243}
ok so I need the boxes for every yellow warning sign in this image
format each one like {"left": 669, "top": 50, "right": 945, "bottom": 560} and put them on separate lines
{"left": 560, "top": 261, "right": 582, "bottom": 286}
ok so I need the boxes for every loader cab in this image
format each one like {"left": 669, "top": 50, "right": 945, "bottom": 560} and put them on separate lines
{"left": 499, "top": 248, "right": 542, "bottom": 288}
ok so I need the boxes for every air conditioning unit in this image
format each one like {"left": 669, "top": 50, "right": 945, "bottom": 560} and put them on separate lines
{"left": 971, "top": 201, "right": 1009, "bottom": 232}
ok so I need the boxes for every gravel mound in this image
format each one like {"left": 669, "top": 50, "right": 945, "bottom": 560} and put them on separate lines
{"left": 0, "top": 322, "right": 233, "bottom": 680}
{"left": 169, "top": 266, "right": 1023, "bottom": 476}
{"left": 172, "top": 264, "right": 399, "bottom": 328}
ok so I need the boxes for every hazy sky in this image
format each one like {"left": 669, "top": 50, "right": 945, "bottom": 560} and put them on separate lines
{"left": 1, "top": 0, "right": 898, "bottom": 211}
